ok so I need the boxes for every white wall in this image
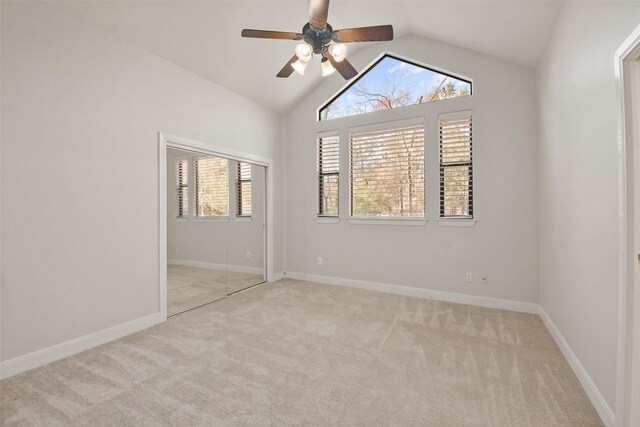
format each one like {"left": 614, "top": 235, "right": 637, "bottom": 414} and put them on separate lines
{"left": 537, "top": 1, "right": 640, "bottom": 417}
{"left": 0, "top": 1, "right": 283, "bottom": 363}
{"left": 284, "top": 35, "right": 539, "bottom": 304}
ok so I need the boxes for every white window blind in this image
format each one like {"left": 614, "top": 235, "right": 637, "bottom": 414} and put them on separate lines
{"left": 236, "top": 162, "right": 252, "bottom": 217}
{"left": 350, "top": 122, "right": 425, "bottom": 217}
{"left": 439, "top": 112, "right": 473, "bottom": 218}
{"left": 318, "top": 135, "right": 339, "bottom": 216}
{"left": 176, "top": 158, "right": 188, "bottom": 218}
{"left": 194, "top": 155, "right": 229, "bottom": 217}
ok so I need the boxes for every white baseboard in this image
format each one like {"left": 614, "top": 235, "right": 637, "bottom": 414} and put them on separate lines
{"left": 0, "top": 312, "right": 165, "bottom": 380}
{"left": 538, "top": 307, "right": 615, "bottom": 427}
{"left": 269, "top": 271, "right": 284, "bottom": 282}
{"left": 283, "top": 271, "right": 539, "bottom": 314}
{"left": 168, "top": 258, "right": 263, "bottom": 275}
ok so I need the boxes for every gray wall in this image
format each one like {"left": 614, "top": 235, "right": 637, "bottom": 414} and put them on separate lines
{"left": 537, "top": 1, "right": 640, "bottom": 413}
{"left": 284, "top": 35, "right": 540, "bottom": 304}
{"left": 0, "top": 1, "right": 282, "bottom": 362}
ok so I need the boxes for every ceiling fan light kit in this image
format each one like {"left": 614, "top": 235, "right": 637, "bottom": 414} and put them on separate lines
{"left": 321, "top": 57, "right": 336, "bottom": 76}
{"left": 241, "top": 0, "right": 393, "bottom": 80}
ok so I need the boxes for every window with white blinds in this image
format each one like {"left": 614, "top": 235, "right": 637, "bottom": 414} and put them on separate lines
{"left": 318, "top": 135, "right": 339, "bottom": 216}
{"left": 350, "top": 122, "right": 425, "bottom": 217}
{"left": 236, "top": 162, "right": 252, "bottom": 217}
{"left": 176, "top": 158, "right": 188, "bottom": 218}
{"left": 439, "top": 112, "right": 473, "bottom": 218}
{"left": 194, "top": 155, "right": 229, "bottom": 217}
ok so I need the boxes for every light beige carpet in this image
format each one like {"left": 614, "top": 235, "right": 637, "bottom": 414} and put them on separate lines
{"left": 1, "top": 279, "right": 602, "bottom": 426}
{"left": 167, "top": 265, "right": 264, "bottom": 316}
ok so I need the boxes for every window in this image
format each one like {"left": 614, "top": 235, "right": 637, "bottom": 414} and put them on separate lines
{"left": 194, "top": 155, "right": 229, "bottom": 217}
{"left": 439, "top": 112, "right": 473, "bottom": 218}
{"left": 176, "top": 158, "right": 188, "bottom": 218}
{"left": 236, "top": 162, "right": 252, "bottom": 217}
{"left": 350, "top": 122, "right": 425, "bottom": 217}
{"left": 317, "top": 135, "right": 339, "bottom": 216}
{"left": 320, "top": 54, "right": 471, "bottom": 121}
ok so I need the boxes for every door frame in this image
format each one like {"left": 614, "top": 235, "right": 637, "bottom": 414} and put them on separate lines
{"left": 615, "top": 23, "right": 640, "bottom": 427}
{"left": 158, "top": 132, "right": 274, "bottom": 319}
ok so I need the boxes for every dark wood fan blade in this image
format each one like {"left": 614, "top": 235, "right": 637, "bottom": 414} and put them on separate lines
{"left": 276, "top": 54, "right": 299, "bottom": 78}
{"left": 325, "top": 52, "right": 358, "bottom": 80}
{"left": 241, "top": 29, "right": 302, "bottom": 40}
{"left": 332, "top": 25, "right": 394, "bottom": 43}
{"left": 308, "top": 0, "right": 329, "bottom": 29}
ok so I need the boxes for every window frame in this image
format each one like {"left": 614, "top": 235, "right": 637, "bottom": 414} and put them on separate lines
{"left": 193, "top": 155, "right": 230, "bottom": 219}
{"left": 317, "top": 131, "right": 340, "bottom": 218}
{"left": 175, "top": 156, "right": 189, "bottom": 219}
{"left": 236, "top": 161, "right": 252, "bottom": 218}
{"left": 347, "top": 117, "right": 427, "bottom": 222}
{"left": 318, "top": 52, "right": 473, "bottom": 122}
{"left": 439, "top": 110, "right": 473, "bottom": 220}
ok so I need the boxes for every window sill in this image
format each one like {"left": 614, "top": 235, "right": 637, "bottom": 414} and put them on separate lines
{"left": 316, "top": 217, "right": 339, "bottom": 224}
{"left": 438, "top": 218, "right": 476, "bottom": 227}
{"left": 235, "top": 217, "right": 252, "bottom": 223}
{"left": 192, "top": 217, "right": 230, "bottom": 223}
{"left": 348, "top": 217, "right": 427, "bottom": 226}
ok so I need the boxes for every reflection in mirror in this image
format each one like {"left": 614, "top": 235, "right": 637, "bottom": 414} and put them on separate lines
{"left": 227, "top": 162, "right": 266, "bottom": 294}
{"left": 166, "top": 147, "right": 229, "bottom": 316}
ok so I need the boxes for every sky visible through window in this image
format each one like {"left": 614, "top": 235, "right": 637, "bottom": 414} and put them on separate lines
{"left": 320, "top": 56, "right": 471, "bottom": 121}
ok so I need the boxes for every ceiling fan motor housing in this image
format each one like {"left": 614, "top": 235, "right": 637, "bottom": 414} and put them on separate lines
{"left": 302, "top": 23, "right": 334, "bottom": 54}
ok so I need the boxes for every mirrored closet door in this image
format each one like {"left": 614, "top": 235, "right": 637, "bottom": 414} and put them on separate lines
{"left": 166, "top": 147, "right": 266, "bottom": 317}
{"left": 227, "top": 162, "right": 266, "bottom": 294}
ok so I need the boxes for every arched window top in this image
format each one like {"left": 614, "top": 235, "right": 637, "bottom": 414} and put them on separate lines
{"left": 319, "top": 54, "right": 471, "bottom": 121}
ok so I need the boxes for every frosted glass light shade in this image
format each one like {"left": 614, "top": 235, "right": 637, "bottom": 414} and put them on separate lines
{"left": 292, "top": 59, "right": 308, "bottom": 75}
{"left": 295, "top": 43, "right": 313, "bottom": 63}
{"left": 328, "top": 43, "right": 347, "bottom": 62}
{"left": 321, "top": 58, "right": 335, "bottom": 76}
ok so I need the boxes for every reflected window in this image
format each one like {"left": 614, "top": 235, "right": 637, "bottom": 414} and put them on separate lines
{"left": 176, "top": 158, "right": 188, "bottom": 218}
{"left": 236, "top": 162, "right": 252, "bottom": 217}
{"left": 194, "top": 156, "right": 229, "bottom": 217}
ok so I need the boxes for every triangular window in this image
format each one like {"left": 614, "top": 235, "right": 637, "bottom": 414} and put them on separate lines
{"left": 319, "top": 54, "right": 471, "bottom": 121}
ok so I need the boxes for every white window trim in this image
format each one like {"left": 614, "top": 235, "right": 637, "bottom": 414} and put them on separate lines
{"left": 348, "top": 217, "right": 427, "bottom": 226}
{"left": 316, "top": 130, "right": 340, "bottom": 219}
{"left": 347, "top": 117, "right": 427, "bottom": 222}
{"left": 191, "top": 217, "right": 230, "bottom": 223}
{"left": 438, "top": 218, "right": 477, "bottom": 227}
{"left": 316, "top": 217, "right": 340, "bottom": 224}
{"left": 438, "top": 109, "right": 474, "bottom": 220}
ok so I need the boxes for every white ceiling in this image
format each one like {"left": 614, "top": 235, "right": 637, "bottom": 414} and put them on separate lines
{"left": 47, "top": 0, "right": 563, "bottom": 114}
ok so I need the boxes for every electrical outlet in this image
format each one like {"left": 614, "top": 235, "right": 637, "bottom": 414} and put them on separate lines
{"left": 481, "top": 274, "right": 488, "bottom": 285}
{"left": 466, "top": 273, "right": 472, "bottom": 282}
{"left": 246, "top": 251, "right": 251, "bottom": 259}
{"left": 317, "top": 257, "right": 323, "bottom": 266}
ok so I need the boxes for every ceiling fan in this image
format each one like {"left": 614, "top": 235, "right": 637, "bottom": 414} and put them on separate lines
{"left": 241, "top": 0, "right": 393, "bottom": 80}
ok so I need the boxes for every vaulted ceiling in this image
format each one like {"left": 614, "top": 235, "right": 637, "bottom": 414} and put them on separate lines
{"left": 47, "top": 1, "right": 563, "bottom": 114}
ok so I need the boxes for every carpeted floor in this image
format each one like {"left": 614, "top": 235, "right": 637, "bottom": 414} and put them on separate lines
{"left": 1, "top": 279, "right": 603, "bottom": 426}
{"left": 167, "top": 265, "right": 264, "bottom": 315}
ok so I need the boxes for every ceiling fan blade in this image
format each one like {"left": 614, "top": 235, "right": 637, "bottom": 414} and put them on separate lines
{"left": 241, "top": 29, "right": 302, "bottom": 40}
{"left": 276, "top": 54, "right": 299, "bottom": 78}
{"left": 308, "top": 0, "right": 329, "bottom": 29}
{"left": 332, "top": 25, "right": 394, "bottom": 43}
{"left": 325, "top": 52, "right": 358, "bottom": 80}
